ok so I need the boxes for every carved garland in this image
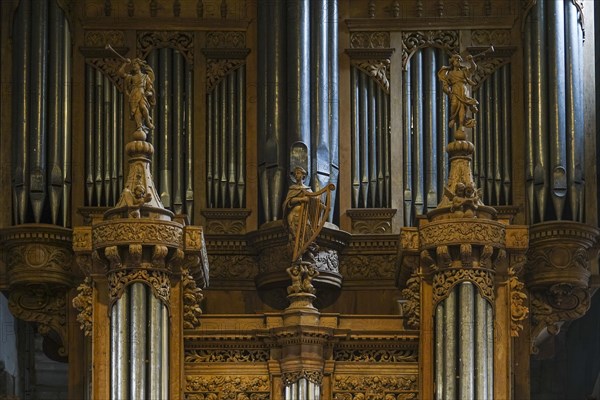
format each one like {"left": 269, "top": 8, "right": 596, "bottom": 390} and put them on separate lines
{"left": 137, "top": 31, "right": 194, "bottom": 63}
{"left": 181, "top": 266, "right": 203, "bottom": 329}
{"left": 432, "top": 268, "right": 495, "bottom": 307}
{"left": 282, "top": 370, "right": 323, "bottom": 385}
{"left": 72, "top": 278, "right": 93, "bottom": 337}
{"left": 508, "top": 268, "right": 528, "bottom": 337}
{"left": 401, "top": 274, "right": 421, "bottom": 330}
{"left": 402, "top": 30, "right": 459, "bottom": 68}
{"left": 185, "top": 348, "right": 269, "bottom": 363}
{"left": 350, "top": 32, "right": 390, "bottom": 49}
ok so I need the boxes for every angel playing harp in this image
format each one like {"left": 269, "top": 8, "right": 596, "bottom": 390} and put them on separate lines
{"left": 283, "top": 167, "right": 335, "bottom": 264}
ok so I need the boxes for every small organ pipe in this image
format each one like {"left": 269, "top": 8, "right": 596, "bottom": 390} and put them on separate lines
{"left": 219, "top": 79, "right": 227, "bottom": 205}
{"left": 207, "top": 91, "right": 214, "bottom": 207}
{"left": 159, "top": 48, "right": 172, "bottom": 208}
{"left": 62, "top": 17, "right": 71, "bottom": 226}
{"left": 227, "top": 72, "right": 237, "bottom": 206}
{"left": 493, "top": 74, "right": 502, "bottom": 204}
{"left": 237, "top": 66, "right": 246, "bottom": 207}
{"left": 411, "top": 51, "right": 424, "bottom": 216}
{"left": 501, "top": 66, "right": 511, "bottom": 204}
{"left": 85, "top": 66, "right": 94, "bottom": 205}
{"left": 403, "top": 65, "right": 413, "bottom": 225}
{"left": 94, "top": 69, "right": 103, "bottom": 206}
{"left": 368, "top": 78, "right": 377, "bottom": 207}
{"left": 359, "top": 72, "right": 369, "bottom": 207}
{"left": 351, "top": 68, "right": 360, "bottom": 207}
{"left": 423, "top": 47, "right": 437, "bottom": 212}
{"left": 103, "top": 75, "right": 112, "bottom": 205}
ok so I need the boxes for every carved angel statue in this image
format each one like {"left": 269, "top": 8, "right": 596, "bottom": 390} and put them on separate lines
{"left": 286, "top": 263, "right": 319, "bottom": 295}
{"left": 118, "top": 57, "right": 156, "bottom": 131}
{"left": 444, "top": 181, "right": 482, "bottom": 217}
{"left": 120, "top": 184, "right": 152, "bottom": 218}
{"left": 437, "top": 54, "right": 479, "bottom": 134}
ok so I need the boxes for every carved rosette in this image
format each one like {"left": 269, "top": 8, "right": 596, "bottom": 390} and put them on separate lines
{"left": 526, "top": 221, "right": 599, "bottom": 346}
{"left": 1, "top": 225, "right": 73, "bottom": 356}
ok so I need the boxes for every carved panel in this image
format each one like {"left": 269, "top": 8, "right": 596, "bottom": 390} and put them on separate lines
{"left": 73, "top": 277, "right": 93, "bottom": 337}
{"left": 401, "top": 274, "right": 420, "bottom": 330}
{"left": 206, "top": 58, "right": 245, "bottom": 92}
{"left": 332, "top": 375, "right": 418, "bottom": 399}
{"left": 201, "top": 209, "right": 251, "bottom": 234}
{"left": 137, "top": 31, "right": 194, "bottom": 63}
{"left": 282, "top": 370, "right": 323, "bottom": 385}
{"left": 432, "top": 269, "right": 494, "bottom": 306}
{"left": 334, "top": 348, "right": 417, "bottom": 363}
{"left": 340, "top": 255, "right": 396, "bottom": 280}
{"left": 206, "top": 31, "right": 246, "bottom": 48}
{"left": 185, "top": 376, "right": 270, "bottom": 399}
{"left": 509, "top": 268, "right": 528, "bottom": 337}
{"left": 402, "top": 30, "right": 459, "bottom": 67}
{"left": 209, "top": 255, "right": 258, "bottom": 280}
{"left": 84, "top": 30, "right": 125, "bottom": 47}
{"left": 185, "top": 348, "right": 269, "bottom": 363}
{"left": 108, "top": 269, "right": 171, "bottom": 309}
{"left": 347, "top": 209, "right": 397, "bottom": 234}
{"left": 420, "top": 220, "right": 505, "bottom": 249}
{"left": 350, "top": 32, "right": 390, "bottom": 49}
{"left": 471, "top": 30, "right": 511, "bottom": 46}
{"left": 93, "top": 221, "right": 183, "bottom": 249}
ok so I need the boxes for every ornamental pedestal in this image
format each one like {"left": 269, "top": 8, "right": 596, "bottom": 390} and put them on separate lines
{"left": 72, "top": 58, "right": 208, "bottom": 400}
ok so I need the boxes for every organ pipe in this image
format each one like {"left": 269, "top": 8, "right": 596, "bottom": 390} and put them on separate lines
{"left": 403, "top": 64, "right": 413, "bottom": 225}
{"left": 158, "top": 48, "right": 172, "bottom": 208}
{"left": 173, "top": 52, "right": 185, "bottom": 215}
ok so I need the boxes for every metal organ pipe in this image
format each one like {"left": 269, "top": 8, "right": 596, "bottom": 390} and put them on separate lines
{"left": 403, "top": 64, "right": 413, "bottom": 225}
{"left": 173, "top": 52, "right": 185, "bottom": 215}
{"left": 423, "top": 47, "right": 437, "bottom": 212}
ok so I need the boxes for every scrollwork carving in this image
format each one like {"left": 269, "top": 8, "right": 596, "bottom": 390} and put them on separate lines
{"left": 86, "top": 58, "right": 125, "bottom": 92}
{"left": 93, "top": 221, "right": 183, "bottom": 248}
{"left": 340, "top": 255, "right": 396, "bottom": 279}
{"left": 185, "top": 348, "right": 269, "bottom": 363}
{"left": 209, "top": 255, "right": 257, "bottom": 280}
{"left": 206, "top": 31, "right": 246, "bottom": 48}
{"left": 137, "top": 31, "right": 194, "bottom": 63}
{"left": 72, "top": 278, "right": 93, "bottom": 337}
{"left": 334, "top": 349, "right": 417, "bottom": 362}
{"left": 84, "top": 30, "right": 125, "bottom": 47}
{"left": 282, "top": 370, "right": 323, "bottom": 385}
{"left": 432, "top": 269, "right": 494, "bottom": 306}
{"left": 108, "top": 269, "right": 171, "bottom": 309}
{"left": 402, "top": 30, "right": 459, "bottom": 67}
{"left": 472, "top": 58, "right": 510, "bottom": 89}
{"left": 420, "top": 221, "right": 505, "bottom": 249}
{"left": 206, "top": 59, "right": 245, "bottom": 92}
{"left": 508, "top": 268, "right": 528, "bottom": 337}
{"left": 351, "top": 59, "right": 391, "bottom": 93}
{"left": 471, "top": 30, "right": 511, "bottom": 46}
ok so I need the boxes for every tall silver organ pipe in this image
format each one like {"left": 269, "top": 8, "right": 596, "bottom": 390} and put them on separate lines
{"left": 524, "top": 0, "right": 584, "bottom": 222}
{"left": 145, "top": 49, "right": 194, "bottom": 218}
{"left": 472, "top": 64, "right": 512, "bottom": 206}
{"left": 205, "top": 66, "right": 247, "bottom": 208}
{"left": 84, "top": 66, "right": 124, "bottom": 208}
{"left": 285, "top": 379, "right": 320, "bottom": 400}
{"left": 403, "top": 63, "right": 413, "bottom": 225}
{"left": 12, "top": 0, "right": 71, "bottom": 226}
{"left": 328, "top": 0, "right": 340, "bottom": 220}
{"left": 350, "top": 68, "right": 391, "bottom": 209}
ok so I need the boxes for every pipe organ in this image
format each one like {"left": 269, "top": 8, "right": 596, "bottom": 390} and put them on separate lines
{"left": 0, "top": 1, "right": 598, "bottom": 400}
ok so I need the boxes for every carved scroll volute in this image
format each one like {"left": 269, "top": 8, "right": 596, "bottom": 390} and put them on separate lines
{"left": 526, "top": 221, "right": 599, "bottom": 351}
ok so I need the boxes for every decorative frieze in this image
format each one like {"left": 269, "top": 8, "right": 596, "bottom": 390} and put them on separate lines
{"left": 206, "top": 31, "right": 246, "bottom": 48}
{"left": 84, "top": 30, "right": 126, "bottom": 47}
{"left": 185, "top": 375, "right": 270, "bottom": 398}
{"left": 340, "top": 254, "right": 396, "bottom": 280}
{"left": 350, "top": 32, "right": 390, "bottom": 49}
{"left": 185, "top": 348, "right": 269, "bottom": 363}
{"left": 137, "top": 31, "right": 194, "bottom": 63}
{"left": 471, "top": 29, "right": 511, "bottom": 46}
{"left": 334, "top": 348, "right": 417, "bottom": 363}
{"left": 201, "top": 209, "right": 251, "bottom": 234}
{"left": 332, "top": 375, "right": 418, "bottom": 399}
{"left": 347, "top": 209, "right": 397, "bottom": 234}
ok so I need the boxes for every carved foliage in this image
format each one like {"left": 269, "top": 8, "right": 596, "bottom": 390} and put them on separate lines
{"left": 402, "top": 30, "right": 459, "bottom": 67}
{"left": 432, "top": 269, "right": 494, "bottom": 306}
{"left": 340, "top": 255, "right": 396, "bottom": 280}
{"left": 334, "top": 348, "right": 417, "bottom": 363}
{"left": 420, "top": 221, "right": 505, "bottom": 249}
{"left": 108, "top": 269, "right": 171, "bottom": 308}
{"left": 333, "top": 375, "right": 418, "bottom": 400}
{"left": 182, "top": 267, "right": 204, "bottom": 329}
{"left": 205, "top": 219, "right": 246, "bottom": 234}
{"left": 350, "top": 32, "right": 390, "bottom": 49}
{"left": 206, "top": 31, "right": 246, "bottom": 48}
{"left": 508, "top": 268, "right": 528, "bottom": 337}
{"left": 185, "top": 348, "right": 269, "bottom": 363}
{"left": 6, "top": 243, "right": 72, "bottom": 278}
{"left": 137, "top": 31, "right": 194, "bottom": 63}
{"left": 209, "top": 255, "right": 257, "bottom": 280}
{"left": 282, "top": 370, "right": 323, "bottom": 385}
{"left": 206, "top": 59, "right": 245, "bottom": 92}
{"left": 84, "top": 30, "right": 125, "bottom": 47}
{"left": 471, "top": 30, "right": 511, "bottom": 46}
{"left": 86, "top": 58, "right": 125, "bottom": 92}
{"left": 185, "top": 375, "right": 270, "bottom": 398}
{"left": 530, "top": 284, "right": 590, "bottom": 339}
{"left": 352, "top": 59, "right": 391, "bottom": 94}
{"left": 472, "top": 58, "right": 510, "bottom": 89}
{"left": 72, "top": 277, "right": 93, "bottom": 337}
{"left": 93, "top": 222, "right": 183, "bottom": 248}
{"left": 401, "top": 274, "right": 421, "bottom": 330}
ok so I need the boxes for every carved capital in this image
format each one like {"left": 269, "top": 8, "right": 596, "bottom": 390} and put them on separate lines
{"left": 108, "top": 269, "right": 171, "bottom": 310}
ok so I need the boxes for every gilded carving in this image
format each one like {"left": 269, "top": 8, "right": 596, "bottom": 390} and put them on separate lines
{"left": 93, "top": 221, "right": 183, "bottom": 248}
{"left": 108, "top": 269, "right": 171, "bottom": 308}
{"left": 508, "top": 268, "right": 528, "bottom": 337}
{"left": 432, "top": 269, "right": 494, "bottom": 306}
{"left": 182, "top": 267, "right": 204, "bottom": 329}
{"left": 340, "top": 255, "right": 396, "bottom": 280}
{"left": 137, "top": 31, "right": 194, "bottom": 63}
{"left": 351, "top": 59, "right": 390, "bottom": 93}
{"left": 185, "top": 348, "right": 269, "bottom": 363}
{"left": 209, "top": 255, "right": 257, "bottom": 280}
{"left": 8, "top": 286, "right": 68, "bottom": 356}
{"left": 185, "top": 375, "right": 270, "bottom": 397}
{"left": 471, "top": 30, "right": 511, "bottom": 46}
{"left": 282, "top": 370, "right": 323, "bottom": 385}
{"left": 84, "top": 30, "right": 125, "bottom": 47}
{"left": 350, "top": 32, "right": 391, "bottom": 49}
{"left": 72, "top": 278, "right": 93, "bottom": 337}
{"left": 334, "top": 349, "right": 417, "bottom": 363}
{"left": 206, "top": 31, "right": 246, "bottom": 48}
{"left": 333, "top": 375, "right": 418, "bottom": 399}
{"left": 206, "top": 59, "right": 245, "bottom": 92}
{"left": 420, "top": 221, "right": 505, "bottom": 249}
{"left": 401, "top": 274, "right": 420, "bottom": 330}
{"left": 402, "top": 30, "right": 459, "bottom": 67}
{"left": 400, "top": 229, "right": 419, "bottom": 251}
{"left": 506, "top": 227, "right": 529, "bottom": 250}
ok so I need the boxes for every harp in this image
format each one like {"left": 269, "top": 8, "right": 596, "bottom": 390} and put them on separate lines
{"left": 291, "top": 183, "right": 336, "bottom": 263}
